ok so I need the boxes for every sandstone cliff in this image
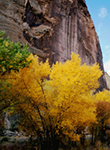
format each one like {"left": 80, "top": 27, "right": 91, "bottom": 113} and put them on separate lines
{"left": 104, "top": 72, "right": 110, "bottom": 90}
{"left": 0, "top": 0, "right": 106, "bottom": 90}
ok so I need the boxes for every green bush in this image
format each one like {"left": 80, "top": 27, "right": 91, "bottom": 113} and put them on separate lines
{"left": 0, "top": 30, "right": 31, "bottom": 75}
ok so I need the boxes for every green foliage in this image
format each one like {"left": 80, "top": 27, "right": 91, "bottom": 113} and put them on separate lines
{"left": 0, "top": 30, "right": 31, "bottom": 75}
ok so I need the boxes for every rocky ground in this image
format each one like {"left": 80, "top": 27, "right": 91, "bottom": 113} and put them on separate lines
{"left": 0, "top": 135, "right": 38, "bottom": 150}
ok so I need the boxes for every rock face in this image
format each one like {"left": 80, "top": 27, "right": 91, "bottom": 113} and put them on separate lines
{"left": 4, "top": 112, "right": 10, "bottom": 130}
{"left": 104, "top": 72, "right": 110, "bottom": 90}
{"left": 0, "top": 0, "right": 106, "bottom": 90}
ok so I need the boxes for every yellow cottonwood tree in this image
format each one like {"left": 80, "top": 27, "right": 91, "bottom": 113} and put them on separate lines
{"left": 91, "top": 90, "right": 110, "bottom": 142}
{"left": 45, "top": 53, "right": 102, "bottom": 141}
{"left": 8, "top": 53, "right": 102, "bottom": 150}
{"left": 95, "top": 90, "right": 110, "bottom": 126}
{"left": 7, "top": 54, "right": 51, "bottom": 136}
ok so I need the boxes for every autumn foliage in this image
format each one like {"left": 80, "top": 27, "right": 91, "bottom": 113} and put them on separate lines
{"left": 91, "top": 90, "right": 110, "bottom": 143}
{"left": 4, "top": 52, "right": 106, "bottom": 149}
{"left": 1, "top": 32, "right": 110, "bottom": 149}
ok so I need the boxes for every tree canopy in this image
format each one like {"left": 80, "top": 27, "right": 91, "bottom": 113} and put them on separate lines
{"left": 6, "top": 52, "right": 104, "bottom": 149}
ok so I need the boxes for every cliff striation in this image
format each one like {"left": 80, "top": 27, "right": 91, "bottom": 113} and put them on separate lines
{"left": 0, "top": 0, "right": 106, "bottom": 90}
